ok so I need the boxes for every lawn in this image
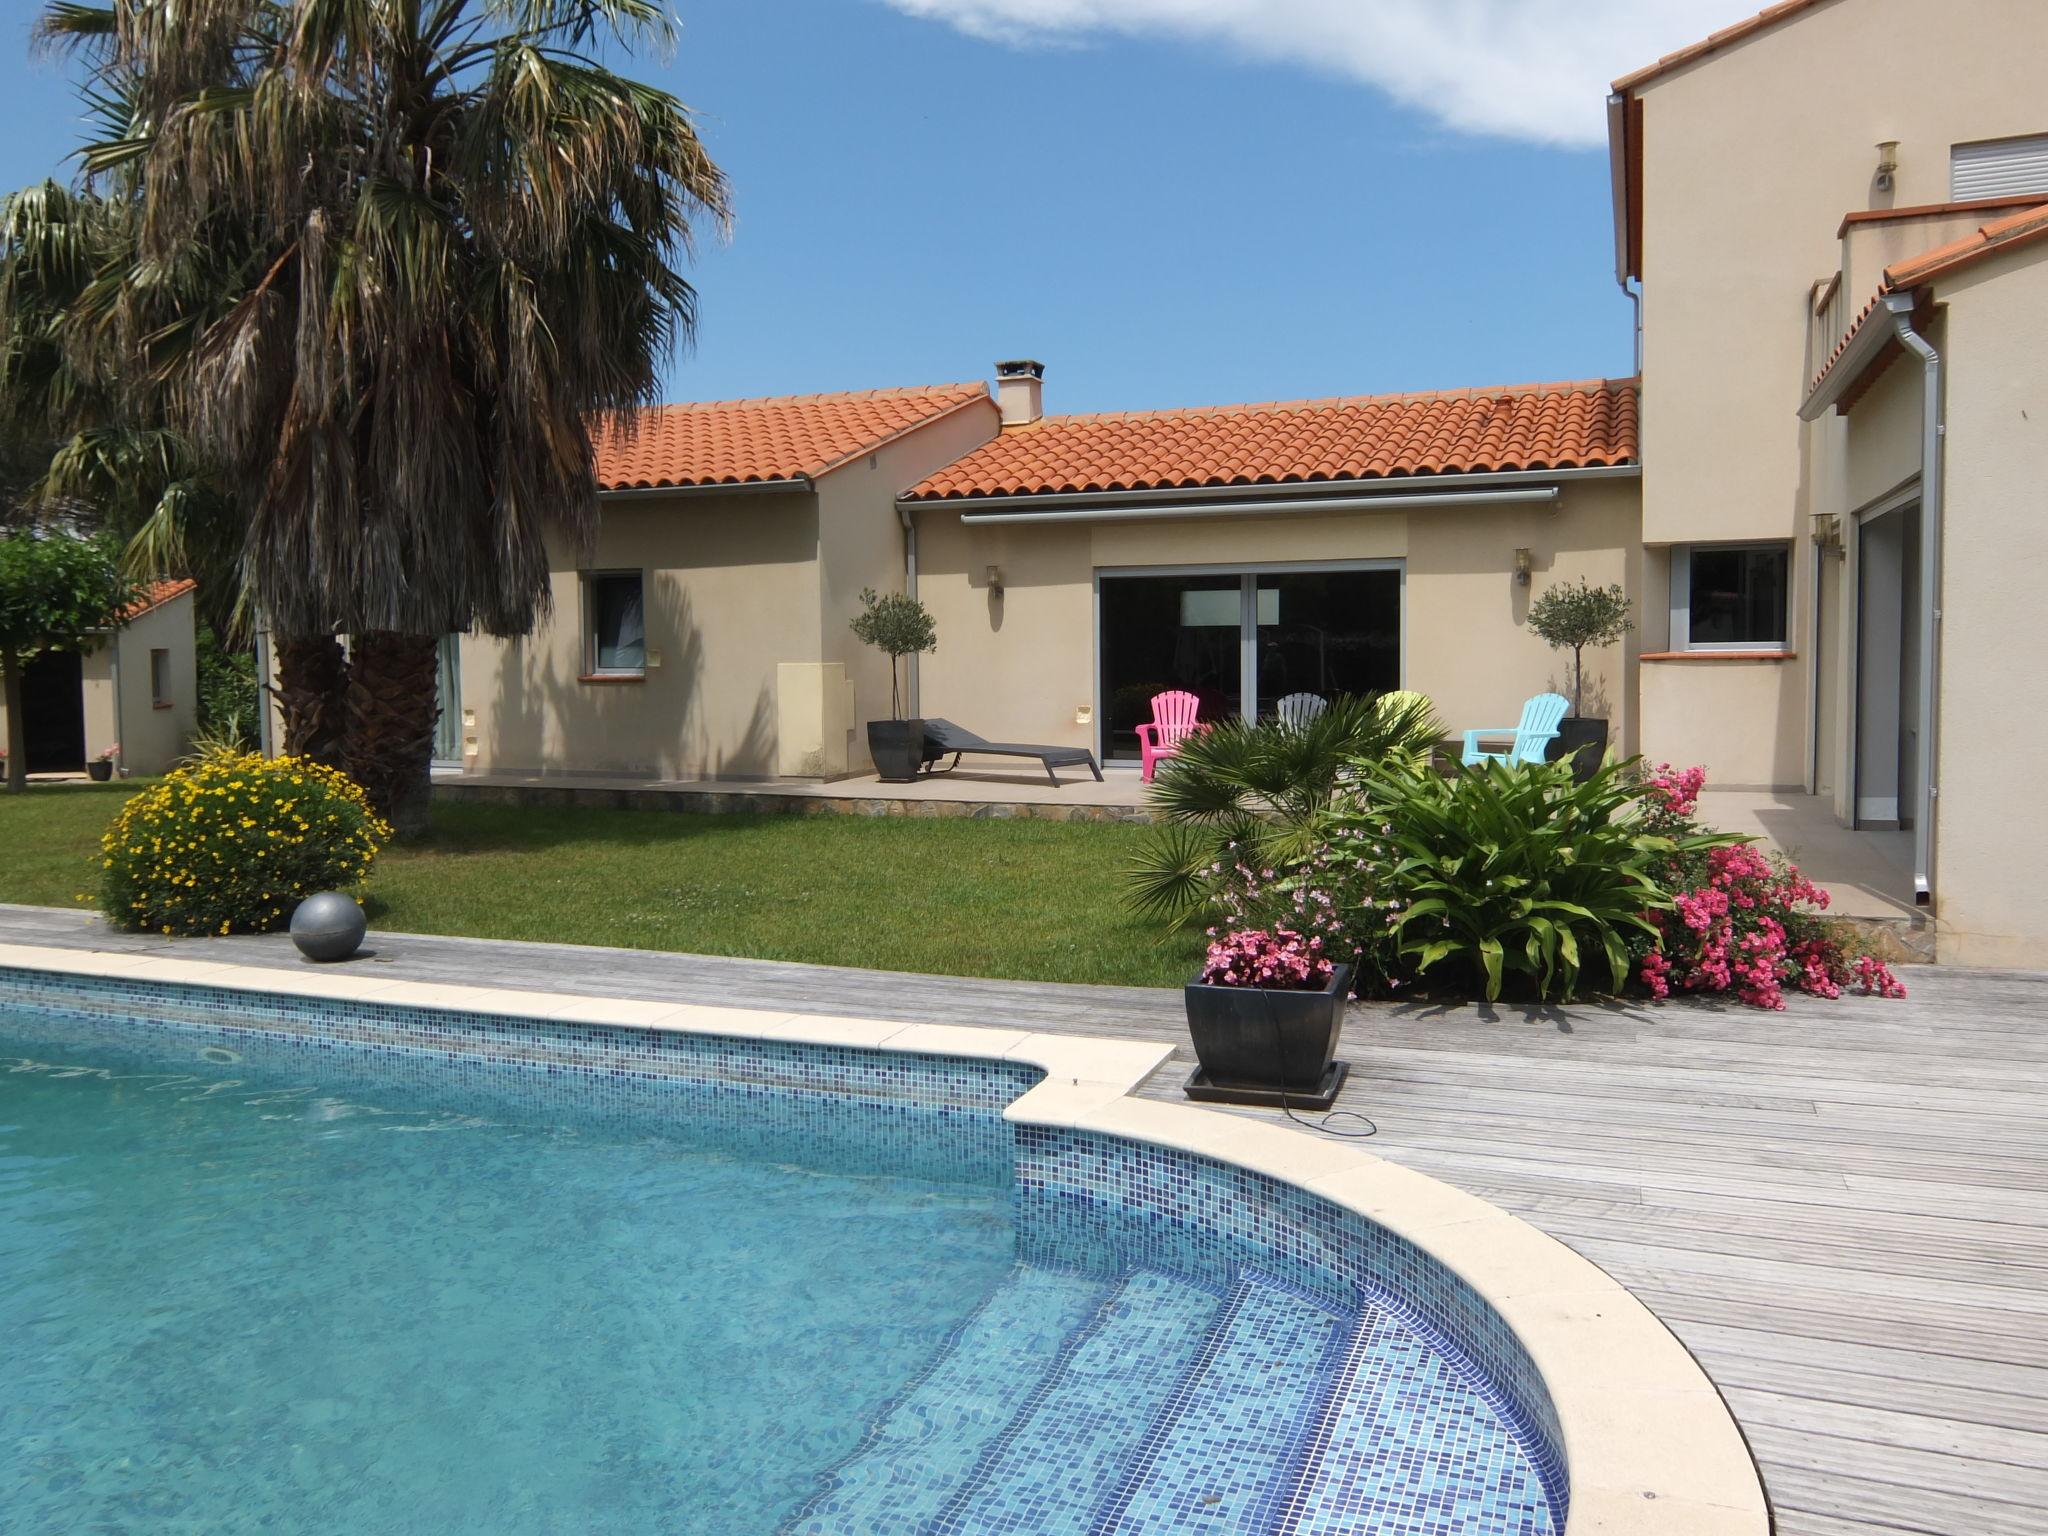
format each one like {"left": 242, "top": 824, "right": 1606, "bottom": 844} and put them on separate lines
{"left": 0, "top": 782, "right": 1202, "bottom": 988}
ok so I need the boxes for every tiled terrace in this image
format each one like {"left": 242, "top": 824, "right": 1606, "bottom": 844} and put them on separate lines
{"left": 2, "top": 903, "right": 2041, "bottom": 1536}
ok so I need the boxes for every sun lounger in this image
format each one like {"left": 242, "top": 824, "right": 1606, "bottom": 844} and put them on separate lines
{"left": 920, "top": 719, "right": 1104, "bottom": 787}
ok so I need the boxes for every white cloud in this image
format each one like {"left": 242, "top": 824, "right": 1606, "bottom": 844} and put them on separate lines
{"left": 879, "top": 0, "right": 1763, "bottom": 148}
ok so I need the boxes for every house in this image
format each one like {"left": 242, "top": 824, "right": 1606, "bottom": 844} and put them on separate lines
{"left": 453, "top": 0, "right": 2048, "bottom": 964}
{"left": 0, "top": 578, "right": 199, "bottom": 776}
{"left": 1609, "top": 0, "right": 2048, "bottom": 965}
{"left": 456, "top": 373, "right": 1639, "bottom": 782}
{"left": 901, "top": 368, "right": 1640, "bottom": 764}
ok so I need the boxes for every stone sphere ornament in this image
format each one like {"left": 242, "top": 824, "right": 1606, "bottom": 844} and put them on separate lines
{"left": 290, "top": 892, "right": 368, "bottom": 962}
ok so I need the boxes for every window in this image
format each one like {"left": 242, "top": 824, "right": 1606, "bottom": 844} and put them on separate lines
{"left": 583, "top": 572, "right": 646, "bottom": 675}
{"left": 149, "top": 648, "right": 173, "bottom": 708}
{"left": 1670, "top": 544, "right": 1790, "bottom": 651}
{"left": 1951, "top": 133, "right": 2048, "bottom": 201}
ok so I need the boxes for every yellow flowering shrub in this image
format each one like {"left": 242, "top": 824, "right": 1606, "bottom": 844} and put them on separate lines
{"left": 99, "top": 751, "right": 392, "bottom": 936}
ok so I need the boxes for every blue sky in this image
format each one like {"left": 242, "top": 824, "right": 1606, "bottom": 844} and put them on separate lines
{"left": 0, "top": 1, "right": 1748, "bottom": 416}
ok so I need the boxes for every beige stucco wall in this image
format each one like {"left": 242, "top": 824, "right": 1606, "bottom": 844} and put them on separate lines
{"left": 1633, "top": 0, "right": 2048, "bottom": 547}
{"left": 1638, "top": 656, "right": 1805, "bottom": 789}
{"left": 107, "top": 593, "right": 199, "bottom": 774}
{"left": 913, "top": 476, "right": 1644, "bottom": 760}
{"left": 462, "top": 490, "right": 824, "bottom": 779}
{"left": 820, "top": 398, "right": 1000, "bottom": 753}
{"left": 1919, "top": 255, "right": 2048, "bottom": 965}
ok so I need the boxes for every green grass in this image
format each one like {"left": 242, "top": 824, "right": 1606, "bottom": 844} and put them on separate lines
{"left": 0, "top": 783, "right": 1201, "bottom": 988}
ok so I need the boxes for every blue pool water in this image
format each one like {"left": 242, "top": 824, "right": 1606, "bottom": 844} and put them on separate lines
{"left": 0, "top": 985, "right": 1560, "bottom": 1536}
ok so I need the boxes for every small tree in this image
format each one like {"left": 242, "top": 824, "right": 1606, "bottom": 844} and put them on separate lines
{"left": 849, "top": 587, "right": 937, "bottom": 719}
{"left": 1526, "top": 578, "right": 1634, "bottom": 717}
{"left": 0, "top": 530, "right": 132, "bottom": 792}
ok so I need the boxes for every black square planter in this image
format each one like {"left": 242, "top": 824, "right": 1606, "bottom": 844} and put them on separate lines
{"left": 866, "top": 719, "right": 927, "bottom": 783}
{"left": 1182, "top": 962, "right": 1352, "bottom": 1094}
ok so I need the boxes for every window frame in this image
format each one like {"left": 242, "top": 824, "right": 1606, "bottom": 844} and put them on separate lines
{"left": 581, "top": 569, "right": 648, "bottom": 679}
{"left": 148, "top": 647, "right": 173, "bottom": 709}
{"left": 1669, "top": 541, "right": 1793, "bottom": 653}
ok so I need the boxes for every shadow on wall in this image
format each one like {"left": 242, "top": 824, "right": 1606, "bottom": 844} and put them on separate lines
{"left": 713, "top": 688, "right": 775, "bottom": 780}
{"left": 485, "top": 578, "right": 715, "bottom": 776}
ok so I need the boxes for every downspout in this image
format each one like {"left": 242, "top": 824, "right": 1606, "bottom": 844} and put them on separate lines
{"left": 897, "top": 502, "right": 920, "bottom": 718}
{"left": 1888, "top": 298, "right": 1942, "bottom": 905}
{"left": 108, "top": 636, "right": 126, "bottom": 778}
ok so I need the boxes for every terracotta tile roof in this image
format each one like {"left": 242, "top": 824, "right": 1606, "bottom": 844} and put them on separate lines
{"left": 1612, "top": 0, "right": 1831, "bottom": 92}
{"left": 121, "top": 577, "right": 196, "bottom": 622}
{"left": 1811, "top": 203, "right": 2048, "bottom": 394}
{"left": 905, "top": 379, "right": 1638, "bottom": 502}
{"left": 1836, "top": 194, "right": 2048, "bottom": 240}
{"left": 1884, "top": 201, "right": 2048, "bottom": 288}
{"left": 593, "top": 382, "right": 989, "bottom": 491}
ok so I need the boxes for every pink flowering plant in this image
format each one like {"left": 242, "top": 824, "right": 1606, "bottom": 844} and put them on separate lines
{"left": 1631, "top": 764, "right": 1906, "bottom": 1008}
{"left": 1197, "top": 927, "right": 1338, "bottom": 991}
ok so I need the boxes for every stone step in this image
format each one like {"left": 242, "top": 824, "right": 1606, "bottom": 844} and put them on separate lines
{"left": 929, "top": 1268, "right": 1226, "bottom": 1536}
{"left": 778, "top": 1265, "right": 1109, "bottom": 1536}
{"left": 1093, "top": 1269, "right": 1352, "bottom": 1535}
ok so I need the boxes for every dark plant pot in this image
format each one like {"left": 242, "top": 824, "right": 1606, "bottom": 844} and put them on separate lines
{"left": 866, "top": 718, "right": 927, "bottom": 783}
{"left": 1548, "top": 716, "right": 1609, "bottom": 781}
{"left": 1183, "top": 963, "right": 1353, "bottom": 1090}
{"left": 88, "top": 760, "right": 114, "bottom": 782}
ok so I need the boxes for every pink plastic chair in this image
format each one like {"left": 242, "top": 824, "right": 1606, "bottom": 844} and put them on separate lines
{"left": 1136, "top": 690, "right": 1203, "bottom": 782}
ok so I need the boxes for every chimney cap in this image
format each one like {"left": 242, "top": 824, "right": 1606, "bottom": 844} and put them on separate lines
{"left": 995, "top": 359, "right": 1044, "bottom": 379}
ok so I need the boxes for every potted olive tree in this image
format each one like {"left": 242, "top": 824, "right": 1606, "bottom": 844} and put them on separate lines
{"left": 1526, "top": 577, "right": 1634, "bottom": 779}
{"left": 1183, "top": 928, "right": 1352, "bottom": 1108}
{"left": 850, "top": 586, "right": 937, "bottom": 782}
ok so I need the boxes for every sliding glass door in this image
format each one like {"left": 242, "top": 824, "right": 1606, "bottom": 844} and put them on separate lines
{"left": 1097, "top": 564, "right": 1400, "bottom": 760}
{"left": 1098, "top": 573, "right": 1243, "bottom": 761}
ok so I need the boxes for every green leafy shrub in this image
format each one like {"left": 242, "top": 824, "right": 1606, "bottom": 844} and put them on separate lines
{"left": 1336, "top": 755, "right": 1733, "bottom": 1001}
{"left": 196, "top": 626, "right": 260, "bottom": 744}
{"left": 1125, "top": 691, "right": 1440, "bottom": 926}
{"left": 100, "top": 749, "right": 390, "bottom": 936}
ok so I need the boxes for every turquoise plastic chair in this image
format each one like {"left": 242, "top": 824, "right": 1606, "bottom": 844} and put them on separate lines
{"left": 1461, "top": 693, "right": 1569, "bottom": 767}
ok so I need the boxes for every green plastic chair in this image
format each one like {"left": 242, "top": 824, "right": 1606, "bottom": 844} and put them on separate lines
{"left": 1461, "top": 692, "right": 1569, "bottom": 767}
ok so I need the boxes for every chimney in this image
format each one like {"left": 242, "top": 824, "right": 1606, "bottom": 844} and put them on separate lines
{"left": 994, "top": 359, "right": 1044, "bottom": 427}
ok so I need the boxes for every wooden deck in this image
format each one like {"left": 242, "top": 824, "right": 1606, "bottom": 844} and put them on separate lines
{"left": 2, "top": 902, "right": 2043, "bottom": 1535}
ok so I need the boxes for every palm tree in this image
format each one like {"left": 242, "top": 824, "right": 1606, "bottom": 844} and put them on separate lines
{"left": 1125, "top": 692, "right": 1443, "bottom": 925}
{"left": 41, "top": 0, "right": 730, "bottom": 834}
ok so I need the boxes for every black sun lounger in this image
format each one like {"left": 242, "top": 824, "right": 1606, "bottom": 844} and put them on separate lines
{"left": 920, "top": 719, "right": 1104, "bottom": 787}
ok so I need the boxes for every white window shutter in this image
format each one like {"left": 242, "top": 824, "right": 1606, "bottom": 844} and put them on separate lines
{"left": 1951, "top": 134, "right": 2048, "bottom": 201}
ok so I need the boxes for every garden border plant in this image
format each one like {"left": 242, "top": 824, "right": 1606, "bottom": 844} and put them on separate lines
{"left": 1141, "top": 739, "right": 1908, "bottom": 1010}
{"left": 100, "top": 748, "right": 391, "bottom": 937}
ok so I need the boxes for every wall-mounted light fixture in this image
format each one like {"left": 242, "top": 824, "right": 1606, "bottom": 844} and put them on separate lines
{"left": 1875, "top": 140, "right": 1899, "bottom": 193}
{"left": 1074, "top": 705, "right": 1092, "bottom": 726}
{"left": 985, "top": 563, "right": 1005, "bottom": 595}
{"left": 1513, "top": 548, "right": 1533, "bottom": 587}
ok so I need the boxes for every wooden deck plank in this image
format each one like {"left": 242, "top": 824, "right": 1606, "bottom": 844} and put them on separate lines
{"left": 3, "top": 904, "right": 2046, "bottom": 1535}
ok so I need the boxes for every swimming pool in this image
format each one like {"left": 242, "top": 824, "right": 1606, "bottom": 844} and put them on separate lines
{"left": 0, "top": 955, "right": 1765, "bottom": 1535}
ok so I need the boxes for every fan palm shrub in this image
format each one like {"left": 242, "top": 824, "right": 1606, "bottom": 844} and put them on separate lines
{"left": 1125, "top": 691, "right": 1440, "bottom": 925}
{"left": 40, "top": 0, "right": 731, "bottom": 835}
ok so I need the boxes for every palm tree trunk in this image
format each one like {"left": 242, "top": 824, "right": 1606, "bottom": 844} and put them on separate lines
{"left": 344, "top": 630, "right": 438, "bottom": 839}
{"left": 276, "top": 633, "right": 350, "bottom": 768}
{"left": 2, "top": 649, "right": 27, "bottom": 794}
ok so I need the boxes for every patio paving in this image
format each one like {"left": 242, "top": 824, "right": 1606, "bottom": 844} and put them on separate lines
{"left": 435, "top": 762, "right": 1154, "bottom": 818}
{"left": 1, "top": 902, "right": 2041, "bottom": 1536}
